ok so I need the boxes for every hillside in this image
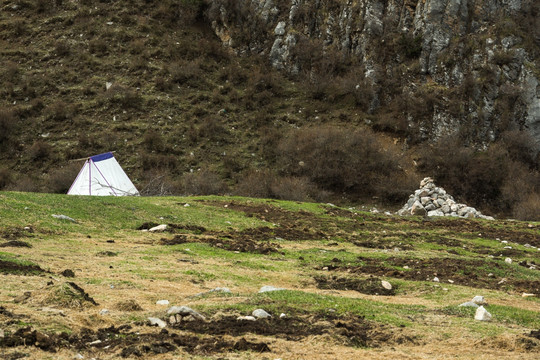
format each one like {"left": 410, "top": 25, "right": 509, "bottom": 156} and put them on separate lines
{"left": 0, "top": 191, "right": 539, "bottom": 359}
{"left": 0, "top": 0, "right": 540, "bottom": 219}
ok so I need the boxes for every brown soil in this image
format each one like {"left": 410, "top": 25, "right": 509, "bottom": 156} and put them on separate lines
{"left": 0, "top": 227, "right": 34, "bottom": 240}
{"left": 0, "top": 313, "right": 414, "bottom": 356}
{"left": 0, "top": 240, "right": 32, "bottom": 248}
{"left": 160, "top": 234, "right": 281, "bottom": 254}
{"left": 0, "top": 260, "right": 46, "bottom": 275}
{"left": 322, "top": 257, "right": 540, "bottom": 294}
{"left": 314, "top": 275, "right": 396, "bottom": 295}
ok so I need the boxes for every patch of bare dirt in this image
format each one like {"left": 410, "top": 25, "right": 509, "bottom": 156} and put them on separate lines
{"left": 314, "top": 275, "right": 396, "bottom": 295}
{"left": 160, "top": 234, "right": 281, "bottom": 254}
{"left": 0, "top": 240, "right": 32, "bottom": 248}
{"left": 323, "top": 257, "right": 540, "bottom": 294}
{"left": 0, "top": 259, "right": 46, "bottom": 275}
{"left": 0, "top": 227, "right": 34, "bottom": 240}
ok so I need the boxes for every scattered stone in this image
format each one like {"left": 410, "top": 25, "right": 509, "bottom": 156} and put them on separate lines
{"left": 279, "top": 313, "right": 287, "bottom": 318}
{"left": 167, "top": 306, "right": 205, "bottom": 320}
{"left": 41, "top": 307, "right": 66, "bottom": 316}
{"left": 52, "top": 214, "right": 76, "bottom": 222}
{"left": 447, "top": 279, "right": 454, "bottom": 283}
{"left": 522, "top": 293, "right": 536, "bottom": 297}
{"left": 459, "top": 301, "right": 479, "bottom": 308}
{"left": 237, "top": 316, "right": 256, "bottom": 321}
{"left": 74, "top": 354, "right": 84, "bottom": 359}
{"left": 471, "top": 295, "right": 485, "bottom": 305}
{"left": 259, "top": 285, "right": 285, "bottom": 293}
{"left": 192, "top": 287, "right": 232, "bottom": 297}
{"left": 0, "top": 329, "right": 4, "bottom": 338}
{"left": 99, "top": 309, "right": 110, "bottom": 316}
{"left": 149, "top": 224, "right": 168, "bottom": 232}
{"left": 14, "top": 292, "right": 31, "bottom": 303}
{"left": 156, "top": 300, "right": 170, "bottom": 306}
{"left": 148, "top": 317, "right": 167, "bottom": 328}
{"left": 252, "top": 309, "right": 271, "bottom": 319}
{"left": 474, "top": 306, "right": 492, "bottom": 321}
{"left": 433, "top": 277, "right": 440, "bottom": 282}
{"left": 410, "top": 201, "right": 427, "bottom": 216}
{"left": 504, "top": 258, "right": 512, "bottom": 264}
{"left": 381, "top": 280, "right": 392, "bottom": 290}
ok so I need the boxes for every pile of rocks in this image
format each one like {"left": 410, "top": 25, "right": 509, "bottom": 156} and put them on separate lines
{"left": 398, "top": 177, "right": 494, "bottom": 220}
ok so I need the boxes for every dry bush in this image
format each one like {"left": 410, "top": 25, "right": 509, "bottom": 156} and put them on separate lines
{"left": 498, "top": 130, "right": 539, "bottom": 169}
{"left": 140, "top": 153, "right": 178, "bottom": 172}
{"left": 168, "top": 60, "right": 203, "bottom": 86}
{"left": 8, "top": 175, "right": 40, "bottom": 193}
{"left": 181, "top": 169, "right": 228, "bottom": 195}
{"left": 198, "top": 117, "right": 228, "bottom": 141}
{"left": 276, "top": 125, "right": 414, "bottom": 202}
{"left": 139, "top": 171, "right": 181, "bottom": 196}
{"left": 513, "top": 193, "right": 540, "bottom": 221}
{"left": 28, "top": 141, "right": 53, "bottom": 161}
{"left": 0, "top": 109, "right": 17, "bottom": 148}
{"left": 0, "top": 168, "right": 13, "bottom": 190}
{"left": 270, "top": 176, "right": 316, "bottom": 202}
{"left": 234, "top": 169, "right": 276, "bottom": 198}
{"left": 45, "top": 100, "right": 73, "bottom": 121}
{"left": 88, "top": 38, "right": 108, "bottom": 56}
{"left": 142, "top": 129, "right": 166, "bottom": 152}
{"left": 47, "top": 164, "right": 81, "bottom": 194}
{"left": 55, "top": 40, "right": 70, "bottom": 57}
{"left": 103, "top": 84, "right": 143, "bottom": 109}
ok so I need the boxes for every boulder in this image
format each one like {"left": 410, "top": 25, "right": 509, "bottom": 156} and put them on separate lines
{"left": 167, "top": 306, "right": 205, "bottom": 320}
{"left": 252, "top": 309, "right": 271, "bottom": 319}
{"left": 474, "top": 306, "right": 492, "bottom": 321}
{"left": 410, "top": 201, "right": 427, "bottom": 216}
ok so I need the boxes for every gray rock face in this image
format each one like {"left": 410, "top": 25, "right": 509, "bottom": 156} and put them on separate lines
{"left": 398, "top": 177, "right": 494, "bottom": 220}
{"left": 207, "top": 0, "right": 540, "bottom": 145}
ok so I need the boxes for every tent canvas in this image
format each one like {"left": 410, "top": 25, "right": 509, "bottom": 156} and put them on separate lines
{"left": 67, "top": 152, "right": 139, "bottom": 196}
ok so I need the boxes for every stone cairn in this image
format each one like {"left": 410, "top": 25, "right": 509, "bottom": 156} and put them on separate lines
{"left": 397, "top": 177, "right": 494, "bottom": 220}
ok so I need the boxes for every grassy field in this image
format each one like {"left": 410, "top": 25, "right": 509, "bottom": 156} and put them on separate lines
{"left": 0, "top": 191, "right": 539, "bottom": 359}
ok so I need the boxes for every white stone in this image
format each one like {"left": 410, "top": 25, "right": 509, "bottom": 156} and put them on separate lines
{"left": 381, "top": 280, "right": 392, "bottom": 290}
{"left": 156, "top": 300, "right": 169, "bottom": 305}
{"left": 149, "top": 224, "right": 168, "bottom": 232}
{"left": 259, "top": 285, "right": 285, "bottom": 293}
{"left": 474, "top": 306, "right": 492, "bottom": 321}
{"left": 522, "top": 293, "right": 535, "bottom": 297}
{"left": 447, "top": 279, "right": 454, "bottom": 283}
{"left": 105, "top": 82, "right": 113, "bottom": 90}
{"left": 433, "top": 277, "right": 440, "bottom": 282}
{"left": 504, "top": 258, "right": 512, "bottom": 264}
{"left": 252, "top": 309, "right": 271, "bottom": 319}
{"left": 274, "top": 21, "right": 286, "bottom": 35}
{"left": 75, "top": 354, "right": 84, "bottom": 360}
{"left": 148, "top": 317, "right": 167, "bottom": 328}
{"left": 167, "top": 306, "right": 205, "bottom": 320}
{"left": 459, "top": 301, "right": 479, "bottom": 308}
{"left": 280, "top": 313, "right": 287, "bottom": 318}
{"left": 99, "top": 309, "right": 110, "bottom": 316}
{"left": 237, "top": 316, "right": 256, "bottom": 321}
{"left": 471, "top": 296, "right": 485, "bottom": 304}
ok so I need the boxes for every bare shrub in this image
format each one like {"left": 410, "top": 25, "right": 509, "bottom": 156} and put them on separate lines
{"left": 276, "top": 125, "right": 414, "bottom": 202}
{"left": 89, "top": 38, "right": 108, "bottom": 56}
{"left": 140, "top": 153, "right": 178, "bottom": 172}
{"left": 28, "top": 141, "right": 53, "bottom": 161}
{"left": 104, "top": 84, "right": 143, "bottom": 109}
{"left": 0, "top": 168, "right": 13, "bottom": 190}
{"left": 139, "top": 171, "right": 181, "bottom": 196}
{"left": 45, "top": 100, "right": 73, "bottom": 121}
{"left": 234, "top": 169, "right": 275, "bottom": 198}
{"left": 47, "top": 164, "right": 81, "bottom": 194}
{"left": 0, "top": 109, "right": 17, "bottom": 148}
{"left": 270, "top": 176, "right": 315, "bottom": 202}
{"left": 181, "top": 169, "right": 228, "bottom": 195}
{"left": 8, "top": 175, "right": 40, "bottom": 193}
{"left": 55, "top": 40, "right": 70, "bottom": 57}
{"left": 168, "top": 60, "right": 203, "bottom": 86}
{"left": 513, "top": 193, "right": 540, "bottom": 221}
{"left": 142, "top": 129, "right": 165, "bottom": 152}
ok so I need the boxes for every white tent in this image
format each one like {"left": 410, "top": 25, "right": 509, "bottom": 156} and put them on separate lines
{"left": 67, "top": 152, "right": 139, "bottom": 196}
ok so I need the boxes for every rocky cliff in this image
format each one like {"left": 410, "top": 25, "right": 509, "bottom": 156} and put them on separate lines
{"left": 206, "top": 0, "right": 540, "bottom": 146}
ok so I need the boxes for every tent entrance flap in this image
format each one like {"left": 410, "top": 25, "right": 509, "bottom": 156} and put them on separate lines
{"left": 67, "top": 152, "right": 139, "bottom": 196}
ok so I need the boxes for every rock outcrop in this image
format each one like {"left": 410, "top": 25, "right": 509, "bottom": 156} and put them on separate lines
{"left": 207, "top": 0, "right": 540, "bottom": 145}
{"left": 398, "top": 177, "right": 494, "bottom": 219}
